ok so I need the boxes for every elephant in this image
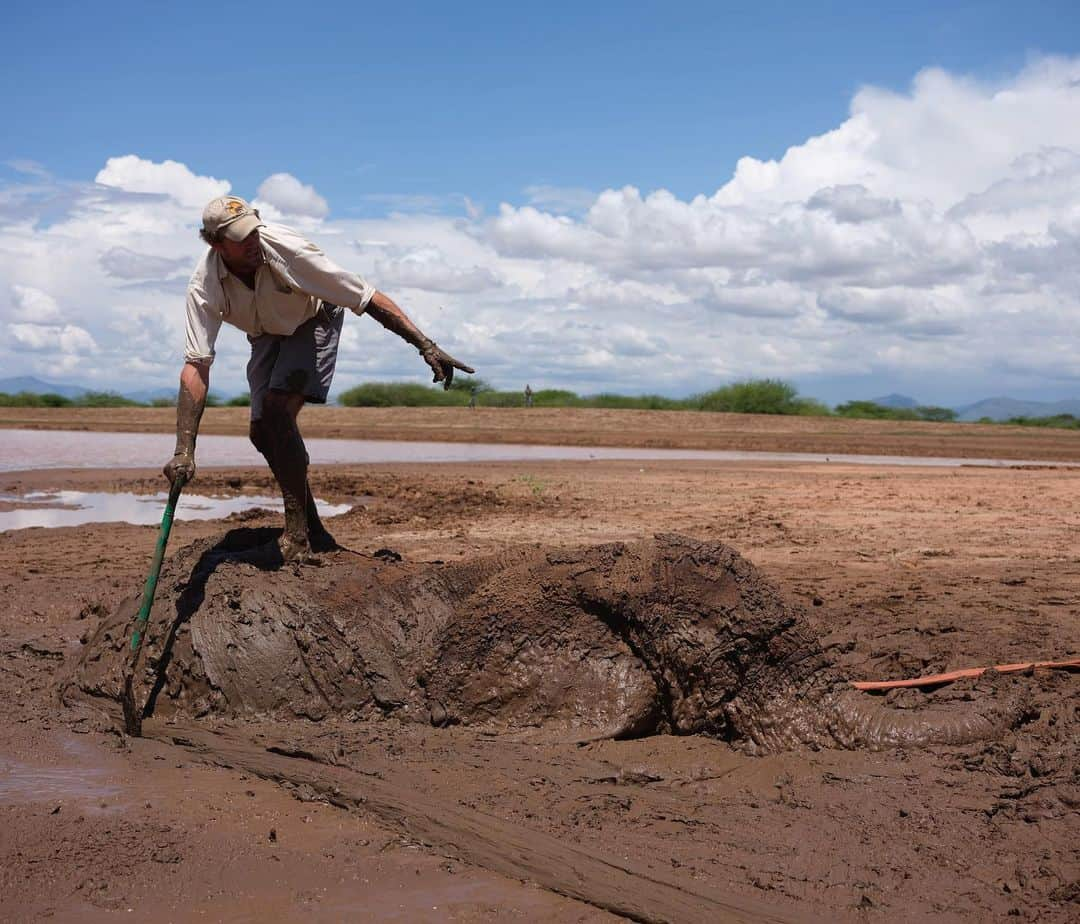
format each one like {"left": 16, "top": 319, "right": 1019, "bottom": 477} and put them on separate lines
{"left": 72, "top": 530, "right": 1026, "bottom": 753}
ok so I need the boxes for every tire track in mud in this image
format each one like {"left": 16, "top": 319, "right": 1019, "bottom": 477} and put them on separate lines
{"left": 145, "top": 719, "right": 823, "bottom": 924}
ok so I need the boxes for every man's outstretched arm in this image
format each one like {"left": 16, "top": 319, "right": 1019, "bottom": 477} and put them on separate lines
{"left": 163, "top": 361, "right": 209, "bottom": 486}
{"left": 365, "top": 291, "right": 475, "bottom": 389}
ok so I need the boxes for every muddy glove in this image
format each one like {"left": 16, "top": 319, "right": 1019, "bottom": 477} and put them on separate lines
{"left": 163, "top": 450, "right": 195, "bottom": 487}
{"left": 418, "top": 339, "right": 475, "bottom": 390}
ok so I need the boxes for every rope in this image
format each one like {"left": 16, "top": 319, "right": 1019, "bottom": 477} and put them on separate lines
{"left": 851, "top": 658, "right": 1080, "bottom": 691}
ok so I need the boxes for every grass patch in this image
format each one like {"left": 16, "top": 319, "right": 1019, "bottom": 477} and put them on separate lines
{"left": 0, "top": 390, "right": 141, "bottom": 408}
{"left": 1005, "top": 414, "right": 1080, "bottom": 430}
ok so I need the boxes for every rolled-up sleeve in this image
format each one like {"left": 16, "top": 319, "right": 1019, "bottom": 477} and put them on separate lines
{"left": 184, "top": 276, "right": 222, "bottom": 366}
{"left": 264, "top": 225, "right": 376, "bottom": 315}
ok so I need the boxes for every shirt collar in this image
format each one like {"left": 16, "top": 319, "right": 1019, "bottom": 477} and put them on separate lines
{"left": 213, "top": 250, "right": 230, "bottom": 283}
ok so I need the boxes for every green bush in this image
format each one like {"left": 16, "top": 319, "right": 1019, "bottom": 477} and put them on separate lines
{"left": 532, "top": 389, "right": 582, "bottom": 407}
{"left": 834, "top": 400, "right": 919, "bottom": 420}
{"left": 226, "top": 393, "right": 251, "bottom": 407}
{"left": 835, "top": 402, "right": 957, "bottom": 422}
{"left": 449, "top": 375, "right": 495, "bottom": 394}
{"left": 915, "top": 405, "right": 958, "bottom": 422}
{"left": 0, "top": 390, "right": 154, "bottom": 408}
{"left": 693, "top": 379, "right": 823, "bottom": 415}
{"left": 39, "top": 392, "right": 73, "bottom": 407}
{"left": 332, "top": 377, "right": 972, "bottom": 424}
{"left": 1005, "top": 414, "right": 1080, "bottom": 429}
{"left": 75, "top": 391, "right": 142, "bottom": 407}
{"left": 477, "top": 391, "right": 524, "bottom": 408}
{"left": 0, "top": 391, "right": 74, "bottom": 407}
{"left": 586, "top": 393, "right": 685, "bottom": 410}
{"left": 337, "top": 378, "right": 821, "bottom": 417}
{"left": 339, "top": 382, "right": 466, "bottom": 407}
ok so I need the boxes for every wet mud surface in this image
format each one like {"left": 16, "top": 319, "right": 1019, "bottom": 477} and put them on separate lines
{"left": 1, "top": 458, "right": 1078, "bottom": 921}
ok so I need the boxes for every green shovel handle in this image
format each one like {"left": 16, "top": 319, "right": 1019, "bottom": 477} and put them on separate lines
{"left": 129, "top": 479, "right": 184, "bottom": 651}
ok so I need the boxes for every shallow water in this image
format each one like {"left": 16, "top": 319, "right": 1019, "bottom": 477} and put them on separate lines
{"left": 0, "top": 490, "right": 351, "bottom": 532}
{"left": 0, "top": 758, "right": 122, "bottom": 804}
{"left": 0, "top": 738, "right": 121, "bottom": 807}
{"left": 0, "top": 428, "right": 1068, "bottom": 472}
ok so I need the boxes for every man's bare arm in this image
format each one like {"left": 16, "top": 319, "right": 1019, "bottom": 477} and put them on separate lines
{"left": 163, "top": 361, "right": 210, "bottom": 485}
{"left": 364, "top": 291, "right": 475, "bottom": 389}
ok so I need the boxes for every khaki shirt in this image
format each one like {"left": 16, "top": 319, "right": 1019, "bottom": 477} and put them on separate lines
{"left": 184, "top": 223, "right": 376, "bottom": 365}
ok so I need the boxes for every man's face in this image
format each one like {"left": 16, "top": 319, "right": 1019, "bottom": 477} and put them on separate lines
{"left": 213, "top": 229, "right": 262, "bottom": 274}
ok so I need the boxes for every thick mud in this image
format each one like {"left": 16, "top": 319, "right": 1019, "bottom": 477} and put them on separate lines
{"left": 4, "top": 458, "right": 1078, "bottom": 922}
{"left": 75, "top": 531, "right": 1028, "bottom": 753}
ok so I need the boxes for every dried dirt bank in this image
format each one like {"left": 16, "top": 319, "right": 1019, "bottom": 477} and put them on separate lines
{"left": 4, "top": 404, "right": 1080, "bottom": 461}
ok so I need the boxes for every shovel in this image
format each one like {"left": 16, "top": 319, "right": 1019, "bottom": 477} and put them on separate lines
{"left": 121, "top": 476, "right": 185, "bottom": 736}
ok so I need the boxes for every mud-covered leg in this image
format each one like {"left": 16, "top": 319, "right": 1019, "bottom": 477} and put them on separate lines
{"left": 258, "top": 392, "right": 316, "bottom": 562}
{"left": 305, "top": 474, "right": 340, "bottom": 552}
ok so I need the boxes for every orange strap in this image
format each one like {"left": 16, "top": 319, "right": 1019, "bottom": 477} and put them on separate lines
{"left": 851, "top": 658, "right": 1080, "bottom": 691}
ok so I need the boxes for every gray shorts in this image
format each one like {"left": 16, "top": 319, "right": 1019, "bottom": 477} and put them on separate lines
{"left": 247, "top": 303, "right": 345, "bottom": 421}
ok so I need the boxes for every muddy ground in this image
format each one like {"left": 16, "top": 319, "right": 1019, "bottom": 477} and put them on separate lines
{"left": 1, "top": 452, "right": 1078, "bottom": 921}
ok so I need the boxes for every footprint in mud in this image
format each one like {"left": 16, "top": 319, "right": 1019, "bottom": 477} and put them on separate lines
{"left": 69, "top": 530, "right": 1029, "bottom": 753}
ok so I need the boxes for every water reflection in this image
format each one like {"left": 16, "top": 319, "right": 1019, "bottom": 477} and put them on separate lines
{"left": 0, "top": 490, "right": 351, "bottom": 532}
{"left": 0, "top": 427, "right": 1070, "bottom": 471}
{"left": 0, "top": 756, "right": 121, "bottom": 805}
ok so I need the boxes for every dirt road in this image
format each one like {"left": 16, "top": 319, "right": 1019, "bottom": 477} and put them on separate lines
{"left": 1, "top": 442, "right": 1077, "bottom": 920}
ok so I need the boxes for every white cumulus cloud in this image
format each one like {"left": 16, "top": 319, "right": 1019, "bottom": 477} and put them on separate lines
{"left": 95, "top": 155, "right": 230, "bottom": 208}
{"left": 255, "top": 173, "right": 330, "bottom": 218}
{"left": 2, "top": 57, "right": 1080, "bottom": 404}
{"left": 9, "top": 322, "right": 97, "bottom": 354}
{"left": 8, "top": 284, "right": 63, "bottom": 322}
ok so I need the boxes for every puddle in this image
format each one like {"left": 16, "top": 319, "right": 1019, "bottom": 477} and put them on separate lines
{"left": 0, "top": 428, "right": 1073, "bottom": 472}
{"left": 0, "top": 738, "right": 122, "bottom": 807}
{"left": 0, "top": 759, "right": 121, "bottom": 805}
{"left": 0, "top": 490, "right": 351, "bottom": 532}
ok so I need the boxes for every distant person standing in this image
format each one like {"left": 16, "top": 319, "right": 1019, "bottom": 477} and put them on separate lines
{"left": 524, "top": 384, "right": 534, "bottom": 408}
{"left": 469, "top": 384, "right": 478, "bottom": 409}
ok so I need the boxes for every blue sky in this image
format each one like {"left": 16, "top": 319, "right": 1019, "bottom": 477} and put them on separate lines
{"left": 6, "top": 1, "right": 1077, "bottom": 212}
{"left": 2, "top": 2, "right": 1080, "bottom": 405}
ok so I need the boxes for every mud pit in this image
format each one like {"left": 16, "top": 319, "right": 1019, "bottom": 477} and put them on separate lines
{"left": 5, "top": 457, "right": 1079, "bottom": 922}
{"left": 77, "top": 532, "right": 1027, "bottom": 754}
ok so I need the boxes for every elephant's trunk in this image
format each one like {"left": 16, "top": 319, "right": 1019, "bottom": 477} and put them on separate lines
{"left": 723, "top": 670, "right": 1030, "bottom": 754}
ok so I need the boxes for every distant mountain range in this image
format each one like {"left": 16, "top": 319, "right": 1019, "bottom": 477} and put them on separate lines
{"left": 868, "top": 392, "right": 1080, "bottom": 421}
{"left": 870, "top": 393, "right": 919, "bottom": 409}
{"left": 0, "top": 376, "right": 178, "bottom": 404}
{"left": 952, "top": 397, "right": 1080, "bottom": 422}
{"left": 0, "top": 376, "right": 90, "bottom": 399}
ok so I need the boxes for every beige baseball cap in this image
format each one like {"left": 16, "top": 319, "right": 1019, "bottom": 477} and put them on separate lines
{"left": 201, "top": 196, "right": 263, "bottom": 242}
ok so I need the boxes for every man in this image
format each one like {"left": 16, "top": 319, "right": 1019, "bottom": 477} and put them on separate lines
{"left": 164, "top": 195, "right": 473, "bottom": 562}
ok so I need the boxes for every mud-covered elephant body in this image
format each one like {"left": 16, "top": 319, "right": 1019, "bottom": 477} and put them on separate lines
{"left": 71, "top": 530, "right": 1025, "bottom": 752}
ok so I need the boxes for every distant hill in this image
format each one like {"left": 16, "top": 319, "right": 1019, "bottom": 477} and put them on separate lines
{"left": 0, "top": 376, "right": 176, "bottom": 404}
{"left": 870, "top": 393, "right": 919, "bottom": 409}
{"left": 0, "top": 377, "right": 235, "bottom": 406}
{"left": 956, "top": 397, "right": 1080, "bottom": 422}
{"left": 0, "top": 376, "right": 89, "bottom": 399}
